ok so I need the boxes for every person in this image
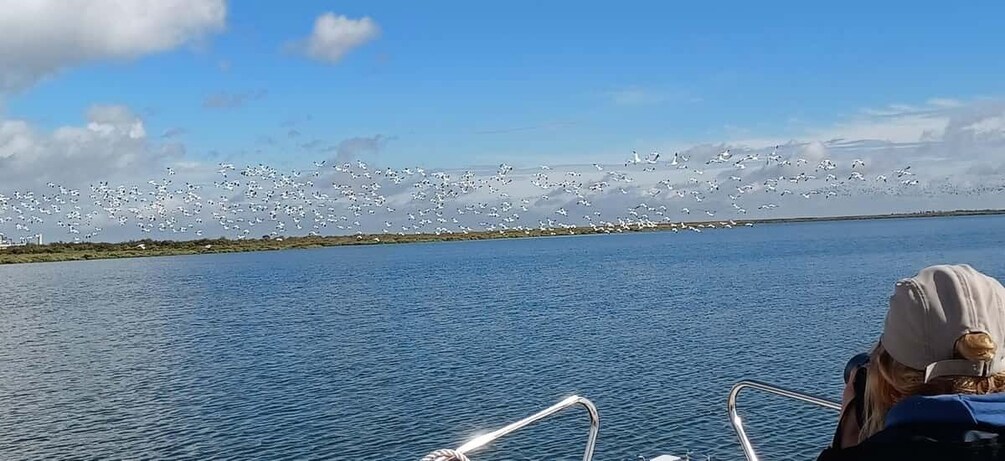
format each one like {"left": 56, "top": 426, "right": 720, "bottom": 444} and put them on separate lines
{"left": 818, "top": 264, "right": 1005, "bottom": 460}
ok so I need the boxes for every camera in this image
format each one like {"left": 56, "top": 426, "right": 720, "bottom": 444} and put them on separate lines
{"left": 844, "top": 352, "right": 870, "bottom": 383}
{"left": 842, "top": 352, "right": 870, "bottom": 430}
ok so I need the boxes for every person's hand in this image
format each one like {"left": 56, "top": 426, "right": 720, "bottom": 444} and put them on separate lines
{"left": 841, "top": 366, "right": 857, "bottom": 409}
{"left": 836, "top": 366, "right": 863, "bottom": 448}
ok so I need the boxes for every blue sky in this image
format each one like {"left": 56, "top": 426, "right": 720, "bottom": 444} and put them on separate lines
{"left": 4, "top": 0, "right": 1005, "bottom": 168}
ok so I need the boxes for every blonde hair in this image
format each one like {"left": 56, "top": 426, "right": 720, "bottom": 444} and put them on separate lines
{"left": 860, "top": 332, "right": 1005, "bottom": 439}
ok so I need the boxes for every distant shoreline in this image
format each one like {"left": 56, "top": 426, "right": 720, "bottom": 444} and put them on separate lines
{"left": 2, "top": 209, "right": 1003, "bottom": 265}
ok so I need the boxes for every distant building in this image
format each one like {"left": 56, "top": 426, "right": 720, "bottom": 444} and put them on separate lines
{"left": 0, "top": 233, "right": 42, "bottom": 249}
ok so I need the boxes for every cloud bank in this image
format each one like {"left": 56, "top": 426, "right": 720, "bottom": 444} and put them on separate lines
{"left": 0, "top": 98, "right": 1003, "bottom": 243}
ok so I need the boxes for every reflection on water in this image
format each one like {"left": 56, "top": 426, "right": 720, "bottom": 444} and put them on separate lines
{"left": 2, "top": 215, "right": 1004, "bottom": 460}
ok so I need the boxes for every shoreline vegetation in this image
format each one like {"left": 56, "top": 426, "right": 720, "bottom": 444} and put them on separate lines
{"left": 1, "top": 208, "right": 1003, "bottom": 265}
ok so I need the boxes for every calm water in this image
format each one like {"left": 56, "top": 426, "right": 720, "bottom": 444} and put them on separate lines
{"left": 2, "top": 215, "right": 1005, "bottom": 460}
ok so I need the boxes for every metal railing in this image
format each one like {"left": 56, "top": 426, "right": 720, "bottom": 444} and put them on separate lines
{"left": 728, "top": 380, "right": 841, "bottom": 461}
{"left": 422, "top": 395, "right": 599, "bottom": 461}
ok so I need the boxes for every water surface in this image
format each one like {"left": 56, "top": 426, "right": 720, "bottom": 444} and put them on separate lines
{"left": 2, "top": 215, "right": 1004, "bottom": 460}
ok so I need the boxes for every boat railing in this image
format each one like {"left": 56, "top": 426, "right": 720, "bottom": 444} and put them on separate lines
{"left": 728, "top": 380, "right": 841, "bottom": 461}
{"left": 421, "top": 395, "right": 600, "bottom": 461}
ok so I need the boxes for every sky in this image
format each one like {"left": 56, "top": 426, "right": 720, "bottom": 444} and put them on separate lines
{"left": 3, "top": 0, "right": 1005, "bottom": 168}
{"left": 1, "top": 1, "right": 1004, "bottom": 242}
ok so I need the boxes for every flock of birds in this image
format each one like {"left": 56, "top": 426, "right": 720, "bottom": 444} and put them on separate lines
{"left": 0, "top": 146, "right": 995, "bottom": 245}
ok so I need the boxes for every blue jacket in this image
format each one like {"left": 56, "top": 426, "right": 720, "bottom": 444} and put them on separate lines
{"left": 818, "top": 393, "right": 1005, "bottom": 460}
{"left": 885, "top": 393, "right": 1005, "bottom": 432}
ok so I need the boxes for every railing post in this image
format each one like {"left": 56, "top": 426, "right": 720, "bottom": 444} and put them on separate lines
{"left": 425, "top": 395, "right": 600, "bottom": 461}
{"left": 728, "top": 380, "right": 841, "bottom": 461}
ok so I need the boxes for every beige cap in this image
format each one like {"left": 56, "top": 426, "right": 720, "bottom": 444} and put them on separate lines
{"left": 881, "top": 264, "right": 1005, "bottom": 383}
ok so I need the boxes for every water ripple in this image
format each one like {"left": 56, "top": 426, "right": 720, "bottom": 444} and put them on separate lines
{"left": 1, "top": 216, "right": 1004, "bottom": 460}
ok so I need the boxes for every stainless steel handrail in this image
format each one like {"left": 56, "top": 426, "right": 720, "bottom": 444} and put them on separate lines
{"left": 424, "top": 395, "right": 599, "bottom": 461}
{"left": 728, "top": 380, "right": 841, "bottom": 461}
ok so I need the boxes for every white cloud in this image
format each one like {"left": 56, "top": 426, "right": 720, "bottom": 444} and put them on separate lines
{"left": 810, "top": 106, "right": 950, "bottom": 144}
{"left": 722, "top": 99, "right": 1005, "bottom": 162}
{"left": 928, "top": 98, "right": 963, "bottom": 108}
{"left": 0, "top": 0, "right": 226, "bottom": 92}
{"left": 0, "top": 105, "right": 181, "bottom": 186}
{"left": 293, "top": 12, "right": 380, "bottom": 63}
{"left": 965, "top": 115, "right": 1005, "bottom": 136}
{"left": 800, "top": 140, "right": 828, "bottom": 161}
